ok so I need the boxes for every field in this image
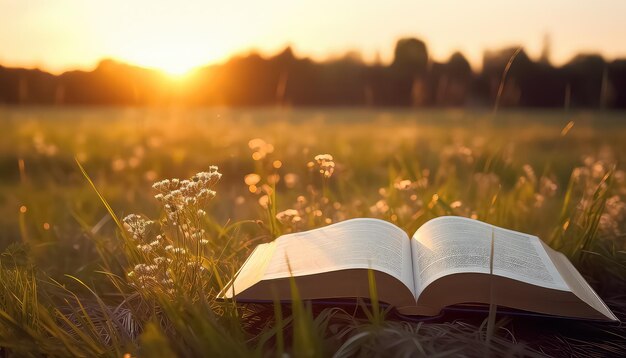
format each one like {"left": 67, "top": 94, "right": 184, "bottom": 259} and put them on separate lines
{"left": 1, "top": 107, "right": 625, "bottom": 356}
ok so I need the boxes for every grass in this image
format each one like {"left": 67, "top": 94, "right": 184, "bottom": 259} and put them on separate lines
{"left": 0, "top": 107, "right": 625, "bottom": 356}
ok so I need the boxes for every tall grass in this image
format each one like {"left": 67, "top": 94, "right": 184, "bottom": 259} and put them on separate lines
{"left": 1, "top": 108, "right": 625, "bottom": 356}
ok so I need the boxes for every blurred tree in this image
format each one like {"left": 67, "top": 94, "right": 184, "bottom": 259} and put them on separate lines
{"left": 390, "top": 38, "right": 430, "bottom": 106}
{"left": 563, "top": 54, "right": 606, "bottom": 108}
{"left": 480, "top": 47, "right": 530, "bottom": 107}
{"left": 539, "top": 33, "right": 552, "bottom": 64}
{"left": 608, "top": 60, "right": 626, "bottom": 108}
{"left": 430, "top": 52, "right": 472, "bottom": 106}
{"left": 392, "top": 38, "right": 429, "bottom": 75}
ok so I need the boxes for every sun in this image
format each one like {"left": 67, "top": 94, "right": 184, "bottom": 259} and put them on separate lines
{"left": 105, "top": 26, "right": 236, "bottom": 78}
{"left": 160, "top": 62, "right": 196, "bottom": 77}
{"left": 144, "top": 57, "right": 203, "bottom": 78}
{"left": 123, "top": 45, "right": 219, "bottom": 78}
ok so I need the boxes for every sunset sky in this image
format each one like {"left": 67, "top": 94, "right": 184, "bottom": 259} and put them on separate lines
{"left": 1, "top": 0, "right": 626, "bottom": 75}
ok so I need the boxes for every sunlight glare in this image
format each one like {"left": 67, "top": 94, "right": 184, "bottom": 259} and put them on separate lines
{"left": 117, "top": 35, "right": 227, "bottom": 77}
{"left": 129, "top": 50, "right": 206, "bottom": 77}
{"left": 159, "top": 62, "right": 196, "bottom": 77}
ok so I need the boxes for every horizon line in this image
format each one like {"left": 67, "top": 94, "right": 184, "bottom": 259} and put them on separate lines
{"left": 2, "top": 43, "right": 623, "bottom": 77}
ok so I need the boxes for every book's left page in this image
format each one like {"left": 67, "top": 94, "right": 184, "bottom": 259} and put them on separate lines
{"left": 220, "top": 242, "right": 277, "bottom": 299}
{"left": 221, "top": 218, "right": 416, "bottom": 307}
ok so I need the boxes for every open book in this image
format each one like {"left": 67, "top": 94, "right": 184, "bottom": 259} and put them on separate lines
{"left": 220, "top": 216, "right": 618, "bottom": 321}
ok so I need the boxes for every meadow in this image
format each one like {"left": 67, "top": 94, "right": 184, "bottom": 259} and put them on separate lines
{"left": 0, "top": 107, "right": 625, "bottom": 356}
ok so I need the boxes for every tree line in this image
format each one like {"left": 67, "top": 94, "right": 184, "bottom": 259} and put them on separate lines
{"left": 1, "top": 38, "right": 625, "bottom": 108}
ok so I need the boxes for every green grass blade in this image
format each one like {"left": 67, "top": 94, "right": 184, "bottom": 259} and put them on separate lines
{"left": 74, "top": 157, "right": 125, "bottom": 235}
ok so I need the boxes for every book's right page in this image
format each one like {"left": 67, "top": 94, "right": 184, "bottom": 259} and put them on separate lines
{"left": 411, "top": 216, "right": 568, "bottom": 295}
{"left": 540, "top": 241, "right": 617, "bottom": 321}
{"left": 408, "top": 216, "right": 617, "bottom": 320}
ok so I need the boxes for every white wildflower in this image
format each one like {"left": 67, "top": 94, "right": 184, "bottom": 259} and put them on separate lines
{"left": 314, "top": 154, "right": 335, "bottom": 178}
{"left": 394, "top": 179, "right": 412, "bottom": 191}
{"left": 276, "top": 209, "right": 302, "bottom": 225}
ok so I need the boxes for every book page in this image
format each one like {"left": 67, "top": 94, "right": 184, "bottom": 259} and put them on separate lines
{"left": 540, "top": 242, "right": 618, "bottom": 321}
{"left": 220, "top": 242, "right": 276, "bottom": 298}
{"left": 412, "top": 216, "right": 569, "bottom": 294}
{"left": 261, "top": 218, "right": 415, "bottom": 296}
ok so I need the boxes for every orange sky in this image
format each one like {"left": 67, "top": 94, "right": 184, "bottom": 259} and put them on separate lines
{"left": 1, "top": 0, "right": 626, "bottom": 75}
